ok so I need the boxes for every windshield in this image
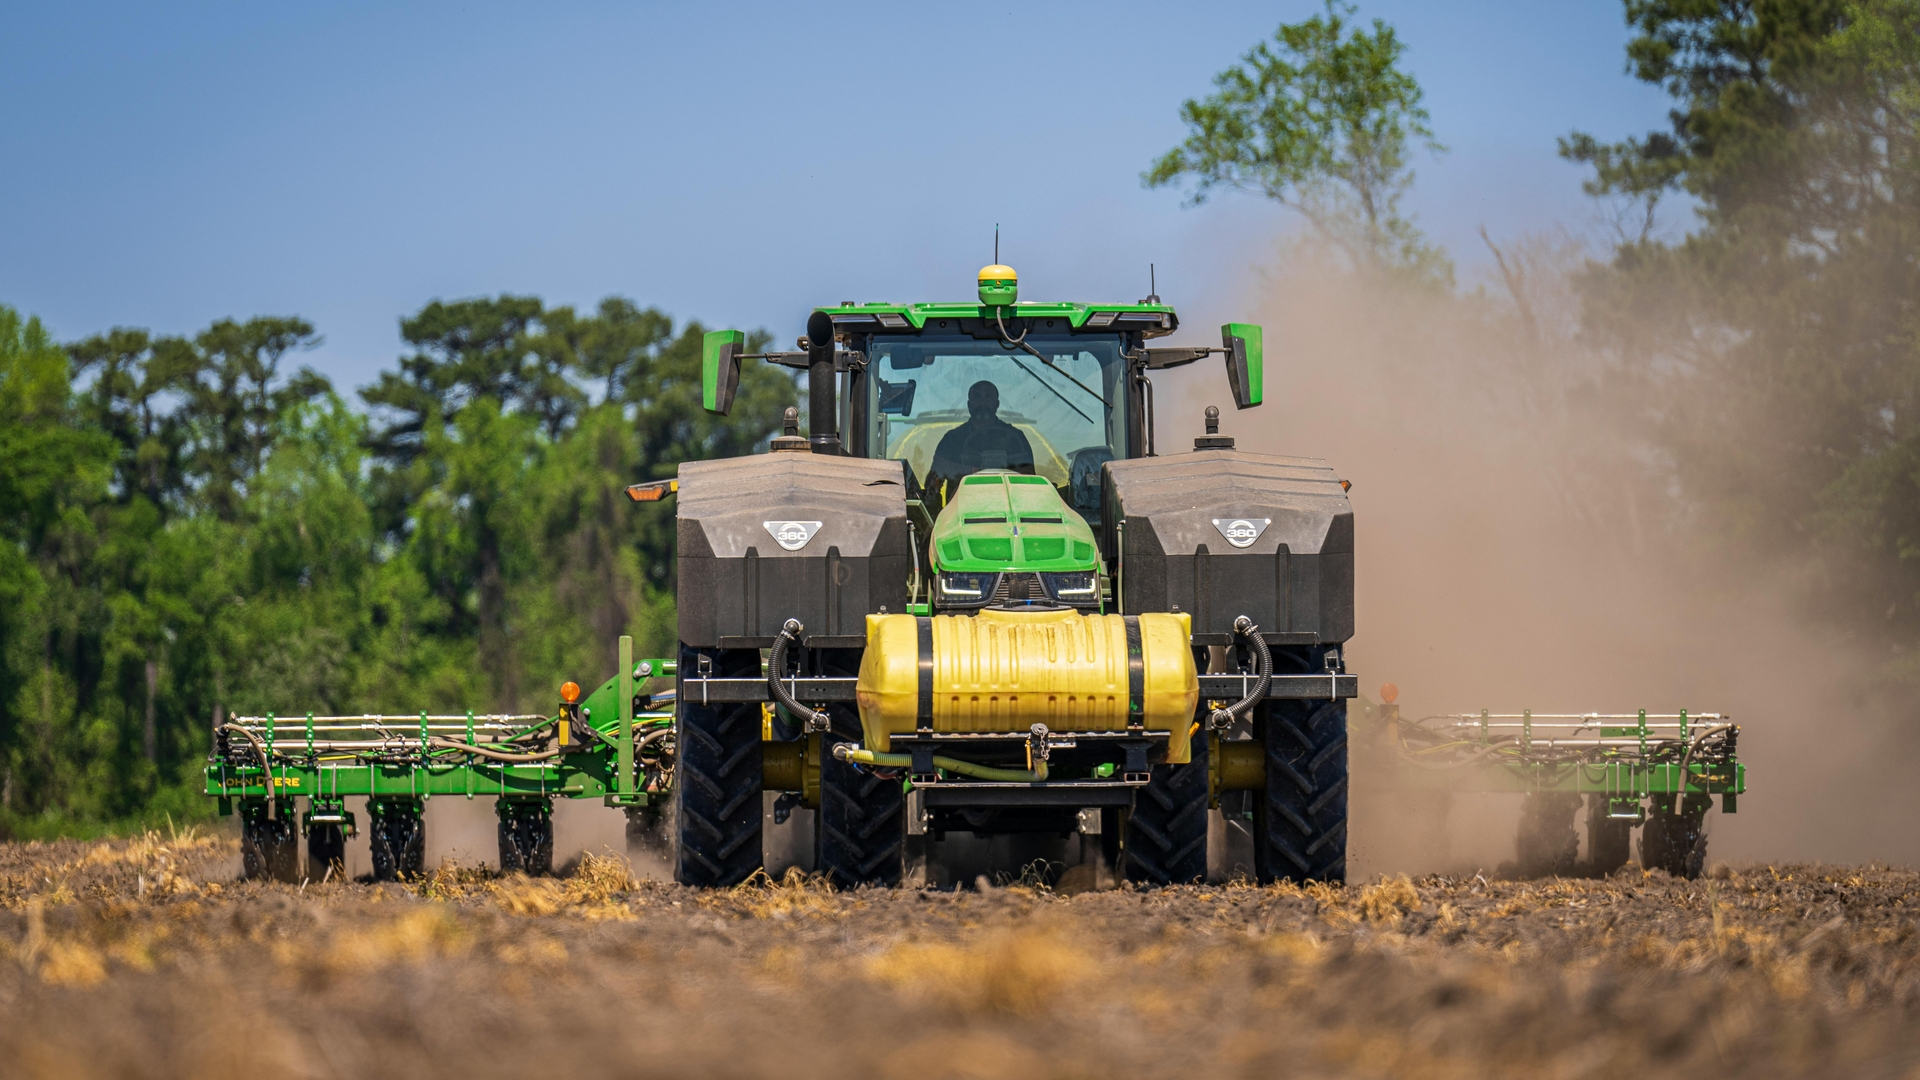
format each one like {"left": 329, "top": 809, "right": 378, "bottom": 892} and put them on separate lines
{"left": 867, "top": 333, "right": 1126, "bottom": 518}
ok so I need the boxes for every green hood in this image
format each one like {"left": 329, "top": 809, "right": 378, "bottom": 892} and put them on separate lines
{"left": 929, "top": 471, "right": 1102, "bottom": 574}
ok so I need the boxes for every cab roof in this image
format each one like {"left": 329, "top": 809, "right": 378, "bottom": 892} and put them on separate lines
{"left": 818, "top": 300, "right": 1179, "bottom": 339}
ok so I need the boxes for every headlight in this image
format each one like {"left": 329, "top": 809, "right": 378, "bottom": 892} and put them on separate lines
{"left": 1042, "top": 571, "right": 1099, "bottom": 603}
{"left": 936, "top": 571, "right": 997, "bottom": 607}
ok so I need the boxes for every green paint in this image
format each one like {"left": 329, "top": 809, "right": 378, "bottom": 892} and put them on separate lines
{"left": 977, "top": 278, "right": 1018, "bottom": 306}
{"left": 928, "top": 471, "right": 1102, "bottom": 575}
{"left": 816, "top": 300, "right": 1178, "bottom": 334}
{"left": 1222, "top": 322, "right": 1263, "bottom": 408}
{"left": 702, "top": 329, "right": 744, "bottom": 413}
{"left": 204, "top": 660, "right": 679, "bottom": 806}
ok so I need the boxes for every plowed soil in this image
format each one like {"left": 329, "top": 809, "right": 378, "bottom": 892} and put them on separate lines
{"left": 2, "top": 834, "right": 1917, "bottom": 1080}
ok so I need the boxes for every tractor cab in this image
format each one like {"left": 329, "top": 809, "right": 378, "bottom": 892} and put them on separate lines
{"left": 707, "top": 264, "right": 1265, "bottom": 616}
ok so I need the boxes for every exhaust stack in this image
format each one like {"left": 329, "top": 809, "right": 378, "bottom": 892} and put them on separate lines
{"left": 806, "top": 310, "right": 840, "bottom": 455}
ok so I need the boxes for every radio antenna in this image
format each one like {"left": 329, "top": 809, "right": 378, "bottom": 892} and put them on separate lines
{"left": 1145, "top": 263, "right": 1161, "bottom": 305}
{"left": 994, "top": 224, "right": 999, "bottom": 264}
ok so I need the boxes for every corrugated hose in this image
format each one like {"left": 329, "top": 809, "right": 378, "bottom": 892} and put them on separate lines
{"left": 1209, "top": 616, "right": 1272, "bottom": 730}
{"left": 770, "top": 619, "right": 831, "bottom": 732}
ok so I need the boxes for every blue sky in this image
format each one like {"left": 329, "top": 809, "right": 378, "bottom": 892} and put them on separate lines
{"left": 1, "top": 1, "right": 1675, "bottom": 392}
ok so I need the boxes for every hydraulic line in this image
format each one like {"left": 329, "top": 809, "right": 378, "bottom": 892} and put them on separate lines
{"left": 425, "top": 737, "right": 560, "bottom": 763}
{"left": 217, "top": 723, "right": 282, "bottom": 810}
{"left": 1209, "top": 616, "right": 1272, "bottom": 730}
{"left": 1668, "top": 724, "right": 1734, "bottom": 815}
{"left": 770, "top": 619, "right": 830, "bottom": 731}
{"left": 833, "top": 744, "right": 1049, "bottom": 783}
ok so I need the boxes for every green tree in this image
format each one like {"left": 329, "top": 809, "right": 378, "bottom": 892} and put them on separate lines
{"left": 1146, "top": 0, "right": 1449, "bottom": 280}
{"left": 0, "top": 307, "right": 113, "bottom": 817}
{"left": 362, "top": 294, "right": 546, "bottom": 470}
{"left": 1568, "top": 0, "right": 1920, "bottom": 671}
{"left": 68, "top": 328, "right": 188, "bottom": 507}
{"left": 178, "top": 317, "right": 330, "bottom": 520}
{"left": 0, "top": 289, "right": 795, "bottom": 832}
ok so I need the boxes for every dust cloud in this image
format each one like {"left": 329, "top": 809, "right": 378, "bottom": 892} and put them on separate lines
{"left": 1158, "top": 239, "right": 1920, "bottom": 875}
{"left": 288, "top": 796, "right": 633, "bottom": 882}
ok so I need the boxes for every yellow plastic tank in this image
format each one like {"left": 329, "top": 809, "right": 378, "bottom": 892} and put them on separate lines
{"left": 856, "top": 609, "right": 1199, "bottom": 763}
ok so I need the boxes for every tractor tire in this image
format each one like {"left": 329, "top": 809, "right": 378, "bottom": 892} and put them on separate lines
{"left": 368, "top": 798, "right": 426, "bottom": 882}
{"left": 1515, "top": 791, "right": 1582, "bottom": 877}
{"left": 307, "top": 822, "right": 347, "bottom": 882}
{"left": 497, "top": 798, "right": 554, "bottom": 876}
{"left": 241, "top": 802, "right": 299, "bottom": 882}
{"left": 1125, "top": 730, "right": 1210, "bottom": 885}
{"left": 815, "top": 647, "right": 904, "bottom": 888}
{"left": 674, "top": 646, "right": 764, "bottom": 887}
{"left": 817, "top": 733, "right": 906, "bottom": 887}
{"left": 1641, "top": 796, "right": 1710, "bottom": 879}
{"left": 1586, "top": 796, "right": 1634, "bottom": 877}
{"left": 1254, "top": 699, "right": 1348, "bottom": 884}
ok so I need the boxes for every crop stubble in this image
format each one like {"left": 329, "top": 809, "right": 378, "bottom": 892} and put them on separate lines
{"left": 1, "top": 835, "right": 1917, "bottom": 1079}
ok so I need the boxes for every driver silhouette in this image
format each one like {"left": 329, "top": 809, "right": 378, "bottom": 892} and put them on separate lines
{"left": 925, "top": 380, "right": 1035, "bottom": 503}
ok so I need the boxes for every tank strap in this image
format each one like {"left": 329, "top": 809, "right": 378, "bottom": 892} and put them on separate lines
{"left": 916, "top": 616, "right": 934, "bottom": 730}
{"left": 1123, "top": 615, "right": 1144, "bottom": 732}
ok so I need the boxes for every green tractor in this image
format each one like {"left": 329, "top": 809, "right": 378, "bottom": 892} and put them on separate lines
{"left": 659, "top": 263, "right": 1355, "bottom": 887}
{"left": 205, "top": 264, "right": 1358, "bottom": 887}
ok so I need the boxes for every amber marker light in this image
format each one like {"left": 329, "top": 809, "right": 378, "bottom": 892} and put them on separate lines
{"left": 1379, "top": 683, "right": 1399, "bottom": 704}
{"left": 560, "top": 681, "right": 582, "bottom": 704}
{"left": 624, "top": 479, "right": 676, "bottom": 502}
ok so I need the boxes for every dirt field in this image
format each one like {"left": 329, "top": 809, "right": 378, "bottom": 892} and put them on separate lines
{"left": 2, "top": 833, "right": 1918, "bottom": 1080}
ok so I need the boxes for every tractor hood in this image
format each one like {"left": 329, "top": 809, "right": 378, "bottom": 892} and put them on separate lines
{"left": 930, "top": 471, "right": 1101, "bottom": 574}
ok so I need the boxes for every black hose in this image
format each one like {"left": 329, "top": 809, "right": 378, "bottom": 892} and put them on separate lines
{"left": 770, "top": 619, "right": 830, "bottom": 731}
{"left": 1209, "top": 616, "right": 1272, "bottom": 730}
{"left": 1669, "top": 724, "right": 1734, "bottom": 815}
{"left": 217, "top": 723, "right": 282, "bottom": 812}
{"left": 424, "top": 737, "right": 560, "bottom": 763}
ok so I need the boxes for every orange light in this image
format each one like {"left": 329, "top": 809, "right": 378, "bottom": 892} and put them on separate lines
{"left": 560, "top": 681, "right": 582, "bottom": 704}
{"left": 624, "top": 480, "right": 675, "bottom": 502}
{"left": 1379, "top": 682, "right": 1399, "bottom": 704}
{"left": 1339, "top": 479, "right": 1352, "bottom": 493}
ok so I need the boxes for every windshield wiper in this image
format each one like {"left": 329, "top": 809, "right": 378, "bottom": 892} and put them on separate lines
{"left": 994, "top": 309, "right": 1109, "bottom": 413}
{"left": 1007, "top": 355, "right": 1094, "bottom": 424}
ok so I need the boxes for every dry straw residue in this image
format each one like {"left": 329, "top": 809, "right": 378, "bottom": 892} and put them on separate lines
{"left": 865, "top": 923, "right": 1096, "bottom": 1015}
{"left": 718, "top": 867, "right": 844, "bottom": 920}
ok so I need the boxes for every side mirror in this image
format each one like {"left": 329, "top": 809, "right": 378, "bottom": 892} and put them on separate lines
{"left": 702, "top": 330, "right": 745, "bottom": 415}
{"left": 1221, "top": 323, "right": 1263, "bottom": 409}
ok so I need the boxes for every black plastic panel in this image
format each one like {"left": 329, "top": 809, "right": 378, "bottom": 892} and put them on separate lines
{"left": 676, "top": 452, "right": 912, "bottom": 647}
{"left": 1104, "top": 449, "right": 1354, "bottom": 644}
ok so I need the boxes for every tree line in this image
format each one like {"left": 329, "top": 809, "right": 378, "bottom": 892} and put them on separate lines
{"left": 0, "top": 297, "right": 789, "bottom": 834}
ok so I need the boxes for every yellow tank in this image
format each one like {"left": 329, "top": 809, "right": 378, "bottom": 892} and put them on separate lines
{"left": 856, "top": 609, "right": 1199, "bottom": 763}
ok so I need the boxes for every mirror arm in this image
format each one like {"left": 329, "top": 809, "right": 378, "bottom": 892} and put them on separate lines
{"left": 1144, "top": 347, "right": 1216, "bottom": 370}
{"left": 749, "top": 350, "right": 865, "bottom": 371}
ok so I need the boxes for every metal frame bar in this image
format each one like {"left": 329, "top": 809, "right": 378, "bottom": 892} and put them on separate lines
{"left": 678, "top": 672, "right": 1357, "bottom": 704}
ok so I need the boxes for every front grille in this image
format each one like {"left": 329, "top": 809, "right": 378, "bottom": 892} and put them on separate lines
{"left": 991, "top": 572, "right": 1040, "bottom": 604}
